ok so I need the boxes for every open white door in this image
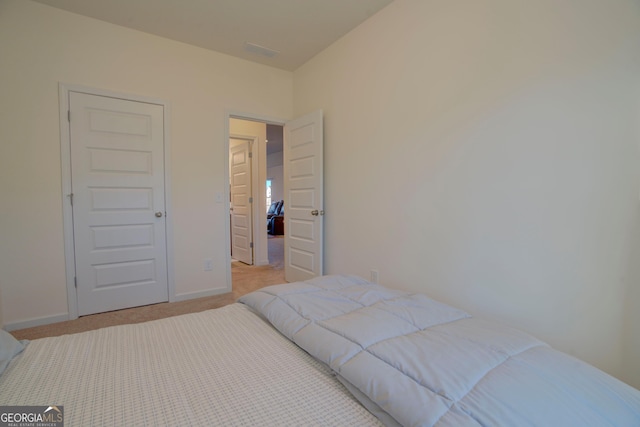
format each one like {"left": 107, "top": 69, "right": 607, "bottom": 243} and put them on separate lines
{"left": 230, "top": 138, "right": 254, "bottom": 265}
{"left": 284, "top": 110, "right": 323, "bottom": 282}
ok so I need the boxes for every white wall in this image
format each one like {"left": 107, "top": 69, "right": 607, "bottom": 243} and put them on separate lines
{"left": 0, "top": 0, "right": 292, "bottom": 328}
{"left": 0, "top": 287, "right": 3, "bottom": 329}
{"left": 622, "top": 213, "right": 640, "bottom": 388}
{"left": 294, "top": 0, "right": 640, "bottom": 387}
{"left": 267, "top": 152, "right": 284, "bottom": 203}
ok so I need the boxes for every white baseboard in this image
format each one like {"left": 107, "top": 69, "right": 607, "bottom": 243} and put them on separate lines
{"left": 172, "top": 287, "right": 230, "bottom": 303}
{"left": 4, "top": 313, "right": 70, "bottom": 332}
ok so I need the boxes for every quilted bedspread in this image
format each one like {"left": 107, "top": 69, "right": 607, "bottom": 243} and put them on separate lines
{"left": 239, "top": 275, "right": 640, "bottom": 427}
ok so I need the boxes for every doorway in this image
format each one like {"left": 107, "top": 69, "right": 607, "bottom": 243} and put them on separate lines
{"left": 227, "top": 110, "right": 324, "bottom": 284}
{"left": 228, "top": 118, "right": 284, "bottom": 269}
{"left": 265, "top": 124, "right": 285, "bottom": 268}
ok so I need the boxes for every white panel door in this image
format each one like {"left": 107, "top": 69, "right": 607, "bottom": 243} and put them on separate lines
{"left": 230, "top": 138, "right": 253, "bottom": 265}
{"left": 70, "top": 91, "right": 168, "bottom": 316}
{"left": 284, "top": 110, "right": 323, "bottom": 282}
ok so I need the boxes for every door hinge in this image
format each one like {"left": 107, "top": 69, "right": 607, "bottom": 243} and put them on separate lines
{"left": 249, "top": 197, "right": 253, "bottom": 203}
{"left": 68, "top": 110, "right": 71, "bottom": 122}
{"left": 248, "top": 151, "right": 253, "bottom": 158}
{"left": 68, "top": 193, "right": 74, "bottom": 206}
{"left": 250, "top": 242, "right": 254, "bottom": 248}
{"left": 74, "top": 277, "right": 77, "bottom": 288}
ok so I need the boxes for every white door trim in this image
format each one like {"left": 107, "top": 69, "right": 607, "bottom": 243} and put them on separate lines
{"left": 59, "top": 83, "right": 175, "bottom": 320}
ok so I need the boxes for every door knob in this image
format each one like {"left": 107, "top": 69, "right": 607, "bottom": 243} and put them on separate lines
{"left": 311, "top": 210, "right": 324, "bottom": 216}
{"left": 155, "top": 211, "right": 163, "bottom": 218}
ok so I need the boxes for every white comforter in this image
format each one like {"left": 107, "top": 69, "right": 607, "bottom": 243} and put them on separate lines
{"left": 239, "top": 275, "right": 640, "bottom": 427}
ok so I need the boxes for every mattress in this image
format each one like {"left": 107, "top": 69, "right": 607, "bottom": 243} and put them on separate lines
{"left": 0, "top": 303, "right": 382, "bottom": 426}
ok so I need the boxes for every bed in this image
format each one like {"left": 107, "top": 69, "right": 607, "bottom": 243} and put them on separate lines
{"left": 1, "top": 275, "right": 639, "bottom": 426}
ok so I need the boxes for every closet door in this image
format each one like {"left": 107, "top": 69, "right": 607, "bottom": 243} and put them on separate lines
{"left": 69, "top": 91, "right": 169, "bottom": 315}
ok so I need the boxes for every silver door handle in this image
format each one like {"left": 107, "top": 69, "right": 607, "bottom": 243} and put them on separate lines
{"left": 311, "top": 210, "right": 324, "bottom": 216}
{"left": 155, "top": 211, "right": 163, "bottom": 218}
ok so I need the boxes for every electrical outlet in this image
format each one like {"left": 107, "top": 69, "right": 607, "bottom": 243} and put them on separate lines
{"left": 370, "top": 270, "right": 379, "bottom": 284}
{"left": 204, "top": 259, "right": 213, "bottom": 271}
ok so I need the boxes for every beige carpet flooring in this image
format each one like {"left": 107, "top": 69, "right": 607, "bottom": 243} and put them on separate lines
{"left": 11, "top": 236, "right": 285, "bottom": 341}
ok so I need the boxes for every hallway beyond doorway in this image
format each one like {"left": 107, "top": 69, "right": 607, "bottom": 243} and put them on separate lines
{"left": 231, "top": 235, "right": 285, "bottom": 288}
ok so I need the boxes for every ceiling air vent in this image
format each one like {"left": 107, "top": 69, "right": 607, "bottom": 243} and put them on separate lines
{"left": 244, "top": 42, "right": 280, "bottom": 58}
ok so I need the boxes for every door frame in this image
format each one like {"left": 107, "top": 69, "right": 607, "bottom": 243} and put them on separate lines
{"left": 225, "top": 112, "right": 286, "bottom": 271}
{"left": 59, "top": 83, "right": 175, "bottom": 320}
